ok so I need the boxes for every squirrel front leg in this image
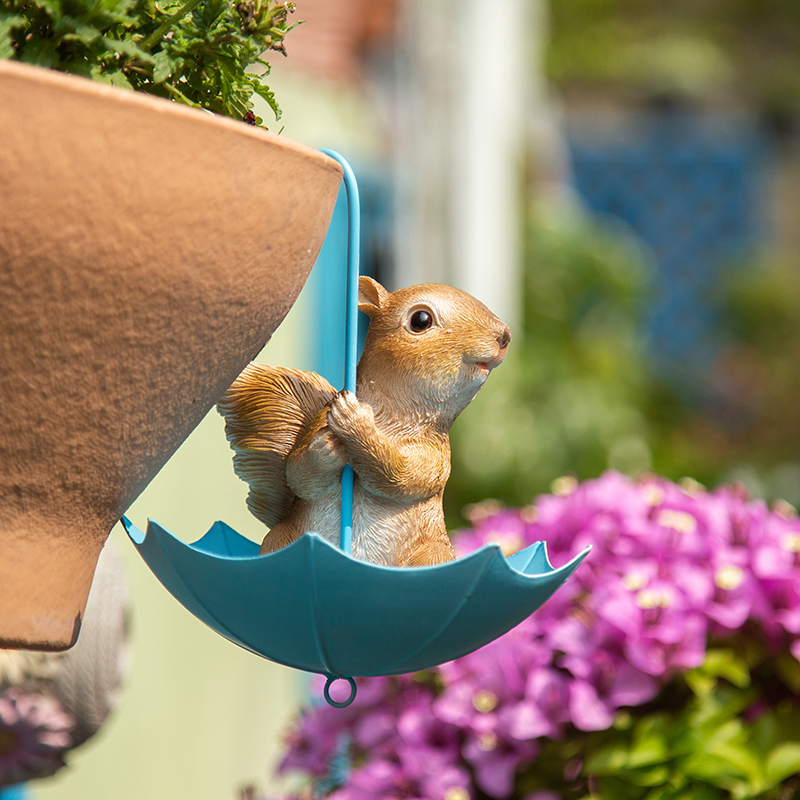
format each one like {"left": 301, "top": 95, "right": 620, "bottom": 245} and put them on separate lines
{"left": 286, "top": 412, "right": 348, "bottom": 500}
{"left": 326, "top": 391, "right": 450, "bottom": 502}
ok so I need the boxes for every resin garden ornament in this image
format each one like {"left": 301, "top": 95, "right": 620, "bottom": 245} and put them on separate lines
{"left": 218, "top": 274, "right": 513, "bottom": 567}
{"left": 0, "top": 59, "right": 342, "bottom": 651}
{"left": 126, "top": 154, "right": 590, "bottom": 707}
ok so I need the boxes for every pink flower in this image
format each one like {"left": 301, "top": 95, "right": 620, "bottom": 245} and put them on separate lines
{"left": 329, "top": 759, "right": 405, "bottom": 799}
{"left": 0, "top": 688, "right": 73, "bottom": 786}
{"left": 523, "top": 792, "right": 560, "bottom": 800}
{"left": 567, "top": 680, "right": 613, "bottom": 732}
{"left": 267, "top": 471, "right": 800, "bottom": 800}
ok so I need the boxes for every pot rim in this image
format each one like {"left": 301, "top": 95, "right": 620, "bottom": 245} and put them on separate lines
{"left": 0, "top": 58, "right": 341, "bottom": 175}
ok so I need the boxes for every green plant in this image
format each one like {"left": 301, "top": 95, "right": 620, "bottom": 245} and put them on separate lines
{"left": 0, "top": 0, "right": 298, "bottom": 125}
{"left": 574, "top": 651, "right": 800, "bottom": 800}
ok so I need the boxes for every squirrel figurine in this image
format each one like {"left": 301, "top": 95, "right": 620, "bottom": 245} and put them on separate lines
{"left": 217, "top": 277, "right": 510, "bottom": 567}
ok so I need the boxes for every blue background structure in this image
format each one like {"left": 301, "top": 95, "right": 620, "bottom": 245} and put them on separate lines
{"left": 569, "top": 111, "right": 765, "bottom": 387}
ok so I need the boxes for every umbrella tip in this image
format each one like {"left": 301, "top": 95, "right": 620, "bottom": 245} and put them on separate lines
{"left": 323, "top": 675, "right": 357, "bottom": 708}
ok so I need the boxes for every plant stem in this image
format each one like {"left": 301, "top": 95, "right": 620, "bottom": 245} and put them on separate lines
{"left": 162, "top": 81, "right": 202, "bottom": 106}
{"left": 139, "top": 0, "right": 204, "bottom": 52}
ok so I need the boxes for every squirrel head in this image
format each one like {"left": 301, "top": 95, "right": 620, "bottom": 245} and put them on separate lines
{"left": 356, "top": 277, "right": 511, "bottom": 427}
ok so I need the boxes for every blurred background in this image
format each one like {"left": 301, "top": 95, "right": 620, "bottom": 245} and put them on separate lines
{"left": 12, "top": 0, "right": 800, "bottom": 797}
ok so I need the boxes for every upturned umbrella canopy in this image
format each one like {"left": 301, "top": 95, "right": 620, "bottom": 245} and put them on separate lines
{"left": 123, "top": 516, "right": 590, "bottom": 680}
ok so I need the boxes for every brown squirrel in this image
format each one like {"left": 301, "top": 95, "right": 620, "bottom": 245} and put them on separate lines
{"left": 217, "top": 276, "right": 510, "bottom": 567}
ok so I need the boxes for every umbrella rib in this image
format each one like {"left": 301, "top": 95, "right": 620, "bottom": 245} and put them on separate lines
{"left": 379, "top": 552, "right": 497, "bottom": 675}
{"left": 308, "top": 537, "right": 337, "bottom": 676}
{"left": 148, "top": 528, "right": 253, "bottom": 641}
{"left": 151, "top": 524, "right": 286, "bottom": 664}
{"left": 514, "top": 543, "right": 540, "bottom": 572}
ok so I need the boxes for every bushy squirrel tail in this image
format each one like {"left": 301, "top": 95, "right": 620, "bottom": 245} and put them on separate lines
{"left": 217, "top": 363, "right": 337, "bottom": 528}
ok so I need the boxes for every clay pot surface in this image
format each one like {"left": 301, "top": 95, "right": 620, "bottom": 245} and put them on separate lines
{"left": 0, "top": 60, "right": 341, "bottom": 650}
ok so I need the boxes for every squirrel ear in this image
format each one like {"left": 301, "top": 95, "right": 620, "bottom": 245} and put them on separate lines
{"left": 358, "top": 276, "right": 389, "bottom": 318}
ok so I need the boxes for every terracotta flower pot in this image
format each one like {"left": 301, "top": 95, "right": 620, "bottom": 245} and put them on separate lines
{"left": 0, "top": 60, "right": 342, "bottom": 650}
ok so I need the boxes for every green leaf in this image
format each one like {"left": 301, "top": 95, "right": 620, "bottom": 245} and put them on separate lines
{"left": 153, "top": 50, "right": 173, "bottom": 82}
{"left": 624, "top": 766, "right": 671, "bottom": 787}
{"left": 57, "top": 18, "right": 102, "bottom": 45}
{"left": 0, "top": 13, "right": 25, "bottom": 59}
{"left": 687, "top": 650, "right": 751, "bottom": 698}
{"left": 642, "top": 787, "right": 671, "bottom": 800}
{"left": 628, "top": 732, "right": 669, "bottom": 768}
{"left": 705, "top": 742, "right": 764, "bottom": 786}
{"left": 3, "top": 0, "right": 295, "bottom": 124}
{"left": 91, "top": 68, "right": 133, "bottom": 88}
{"left": 772, "top": 653, "right": 800, "bottom": 694}
{"left": 749, "top": 707, "right": 780, "bottom": 754}
{"left": 251, "top": 78, "right": 280, "bottom": 119}
{"left": 766, "top": 741, "right": 800, "bottom": 783}
{"left": 61, "top": 60, "right": 94, "bottom": 78}
{"left": 593, "top": 774, "right": 651, "bottom": 800}
{"left": 707, "top": 718, "right": 745, "bottom": 745}
{"left": 36, "top": 0, "right": 61, "bottom": 20}
{"left": 19, "top": 37, "right": 58, "bottom": 67}
{"left": 674, "top": 787, "right": 723, "bottom": 800}
{"left": 100, "top": 34, "right": 154, "bottom": 62}
{"left": 682, "top": 752, "right": 744, "bottom": 783}
{"left": 703, "top": 650, "right": 751, "bottom": 689}
{"left": 161, "top": 80, "right": 202, "bottom": 107}
{"left": 685, "top": 670, "right": 715, "bottom": 698}
{"left": 585, "top": 743, "right": 629, "bottom": 774}
{"left": 688, "top": 681, "right": 755, "bottom": 730}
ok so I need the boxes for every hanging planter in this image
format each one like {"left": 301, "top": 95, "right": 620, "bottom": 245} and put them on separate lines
{"left": 0, "top": 59, "right": 342, "bottom": 651}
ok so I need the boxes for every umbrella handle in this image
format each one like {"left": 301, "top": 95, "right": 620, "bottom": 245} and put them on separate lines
{"left": 319, "top": 150, "right": 360, "bottom": 557}
{"left": 318, "top": 151, "right": 360, "bottom": 707}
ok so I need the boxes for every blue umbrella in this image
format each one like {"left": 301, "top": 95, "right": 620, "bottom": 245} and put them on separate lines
{"left": 123, "top": 517, "right": 589, "bottom": 706}
{"left": 125, "top": 151, "right": 590, "bottom": 706}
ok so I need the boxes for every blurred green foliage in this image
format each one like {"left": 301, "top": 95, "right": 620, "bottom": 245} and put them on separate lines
{"left": 547, "top": 0, "right": 800, "bottom": 122}
{"left": 706, "top": 257, "right": 800, "bottom": 502}
{"left": 446, "top": 211, "right": 656, "bottom": 522}
{"left": 481, "top": 0, "right": 800, "bottom": 517}
{"left": 518, "top": 648, "right": 800, "bottom": 800}
{"left": 445, "top": 211, "right": 800, "bottom": 524}
{"left": 0, "top": 0, "right": 297, "bottom": 124}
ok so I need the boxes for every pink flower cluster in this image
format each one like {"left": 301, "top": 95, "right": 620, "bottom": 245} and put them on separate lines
{"left": 0, "top": 687, "right": 73, "bottom": 787}
{"left": 275, "top": 471, "right": 800, "bottom": 800}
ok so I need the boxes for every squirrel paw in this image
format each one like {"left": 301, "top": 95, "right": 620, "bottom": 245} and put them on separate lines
{"left": 307, "top": 426, "right": 348, "bottom": 470}
{"left": 327, "top": 391, "right": 376, "bottom": 442}
{"left": 286, "top": 424, "right": 347, "bottom": 499}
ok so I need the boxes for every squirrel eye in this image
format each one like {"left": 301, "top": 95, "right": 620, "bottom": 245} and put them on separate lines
{"left": 409, "top": 309, "right": 433, "bottom": 332}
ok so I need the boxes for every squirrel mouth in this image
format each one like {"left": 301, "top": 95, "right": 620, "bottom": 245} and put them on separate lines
{"left": 470, "top": 351, "right": 506, "bottom": 372}
{"left": 467, "top": 339, "right": 509, "bottom": 374}
{"left": 467, "top": 353, "right": 503, "bottom": 374}
{"left": 467, "top": 326, "right": 510, "bottom": 375}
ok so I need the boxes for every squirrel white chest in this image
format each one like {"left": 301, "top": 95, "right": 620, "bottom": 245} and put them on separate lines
{"left": 298, "top": 482, "right": 444, "bottom": 566}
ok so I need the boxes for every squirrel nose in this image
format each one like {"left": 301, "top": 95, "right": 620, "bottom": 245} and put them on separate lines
{"left": 497, "top": 325, "right": 511, "bottom": 350}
